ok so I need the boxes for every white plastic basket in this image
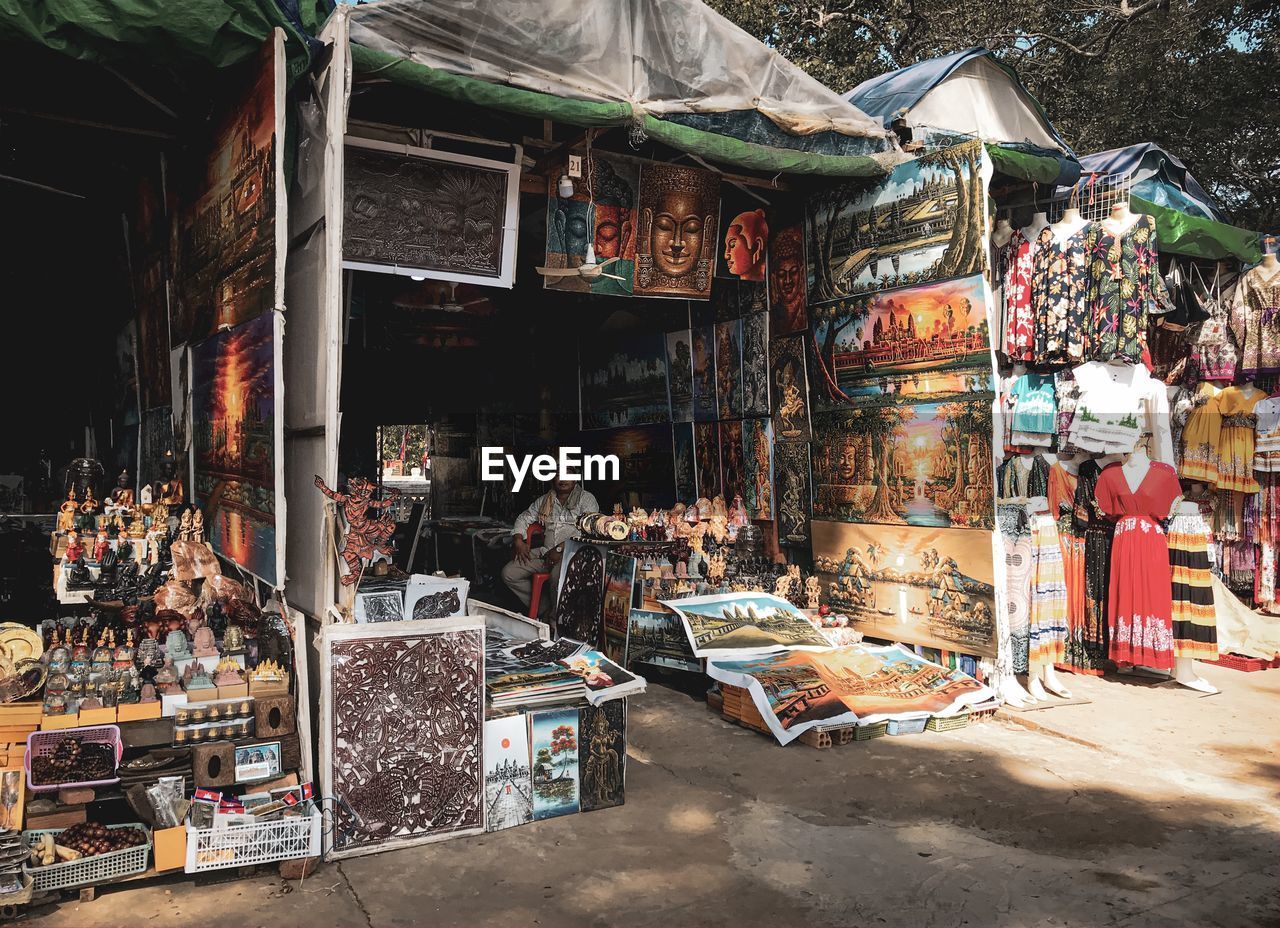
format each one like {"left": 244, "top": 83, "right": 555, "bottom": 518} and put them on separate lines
{"left": 22, "top": 824, "right": 151, "bottom": 891}
{"left": 184, "top": 811, "right": 321, "bottom": 873}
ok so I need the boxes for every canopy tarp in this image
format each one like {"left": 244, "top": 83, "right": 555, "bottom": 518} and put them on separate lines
{"left": 345, "top": 0, "right": 897, "bottom": 177}
{"left": 1133, "top": 195, "right": 1260, "bottom": 264}
{"left": 986, "top": 143, "right": 1080, "bottom": 186}
{"left": 0, "top": 0, "right": 323, "bottom": 80}
{"left": 1078, "top": 143, "right": 1226, "bottom": 222}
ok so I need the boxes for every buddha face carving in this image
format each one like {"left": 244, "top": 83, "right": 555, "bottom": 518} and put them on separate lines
{"left": 646, "top": 190, "right": 705, "bottom": 277}
{"left": 635, "top": 163, "right": 719, "bottom": 297}
{"left": 591, "top": 204, "right": 632, "bottom": 260}
{"left": 552, "top": 198, "right": 590, "bottom": 258}
{"left": 723, "top": 209, "right": 768, "bottom": 281}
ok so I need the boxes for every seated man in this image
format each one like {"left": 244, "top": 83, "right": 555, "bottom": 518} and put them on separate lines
{"left": 502, "top": 476, "right": 599, "bottom": 618}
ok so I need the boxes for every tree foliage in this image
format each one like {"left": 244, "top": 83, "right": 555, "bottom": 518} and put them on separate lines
{"left": 706, "top": 0, "right": 1280, "bottom": 229}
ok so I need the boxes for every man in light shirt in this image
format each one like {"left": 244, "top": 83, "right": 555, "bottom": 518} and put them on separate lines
{"left": 502, "top": 477, "right": 599, "bottom": 617}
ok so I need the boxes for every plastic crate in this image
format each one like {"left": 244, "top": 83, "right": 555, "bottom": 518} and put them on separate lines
{"left": 184, "top": 811, "right": 322, "bottom": 873}
{"left": 22, "top": 824, "right": 151, "bottom": 891}
{"left": 926, "top": 713, "right": 970, "bottom": 732}
{"left": 853, "top": 721, "right": 888, "bottom": 741}
{"left": 25, "top": 725, "right": 123, "bottom": 792}
{"left": 886, "top": 717, "right": 928, "bottom": 736}
{"left": 1203, "top": 653, "right": 1270, "bottom": 673}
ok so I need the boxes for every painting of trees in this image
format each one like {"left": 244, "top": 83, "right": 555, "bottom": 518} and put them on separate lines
{"left": 810, "top": 298, "right": 869, "bottom": 404}
{"left": 934, "top": 400, "right": 993, "bottom": 523}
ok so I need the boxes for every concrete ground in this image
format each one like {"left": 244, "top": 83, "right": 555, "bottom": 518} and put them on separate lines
{"left": 26, "top": 662, "right": 1280, "bottom": 928}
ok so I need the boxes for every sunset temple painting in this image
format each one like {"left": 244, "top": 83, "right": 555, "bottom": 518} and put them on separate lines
{"left": 811, "top": 521, "right": 996, "bottom": 657}
{"left": 191, "top": 311, "right": 279, "bottom": 585}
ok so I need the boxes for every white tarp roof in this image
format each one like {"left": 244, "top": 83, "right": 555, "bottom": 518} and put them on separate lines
{"left": 347, "top": 0, "right": 890, "bottom": 141}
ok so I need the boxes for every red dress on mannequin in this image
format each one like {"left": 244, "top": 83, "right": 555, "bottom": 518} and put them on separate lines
{"left": 1094, "top": 461, "right": 1180, "bottom": 670}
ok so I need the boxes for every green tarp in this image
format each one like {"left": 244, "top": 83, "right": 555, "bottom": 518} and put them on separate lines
{"left": 985, "top": 143, "right": 1067, "bottom": 186}
{"left": 1133, "top": 195, "right": 1261, "bottom": 264}
{"left": 351, "top": 44, "right": 888, "bottom": 178}
{"left": 0, "top": 0, "right": 316, "bottom": 81}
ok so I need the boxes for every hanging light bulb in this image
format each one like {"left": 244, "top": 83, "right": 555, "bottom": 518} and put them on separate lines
{"left": 557, "top": 174, "right": 574, "bottom": 198}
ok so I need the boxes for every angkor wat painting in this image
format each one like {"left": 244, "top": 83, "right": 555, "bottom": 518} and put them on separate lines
{"left": 806, "top": 140, "right": 988, "bottom": 301}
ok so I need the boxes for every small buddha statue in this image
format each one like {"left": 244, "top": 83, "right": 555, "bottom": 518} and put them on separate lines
{"left": 154, "top": 656, "right": 181, "bottom": 694}
{"left": 108, "top": 470, "right": 135, "bottom": 512}
{"left": 164, "top": 627, "right": 191, "bottom": 660}
{"left": 154, "top": 453, "right": 185, "bottom": 513}
{"left": 139, "top": 682, "right": 158, "bottom": 703}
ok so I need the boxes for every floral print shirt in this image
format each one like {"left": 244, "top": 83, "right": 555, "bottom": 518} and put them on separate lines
{"left": 1083, "top": 214, "right": 1170, "bottom": 364}
{"left": 1032, "top": 223, "right": 1093, "bottom": 365}
{"left": 1229, "top": 264, "right": 1280, "bottom": 376}
{"left": 1003, "top": 228, "right": 1036, "bottom": 362}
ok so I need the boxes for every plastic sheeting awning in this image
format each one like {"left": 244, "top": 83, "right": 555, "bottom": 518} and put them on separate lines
{"left": 1077, "top": 143, "right": 1226, "bottom": 222}
{"left": 345, "top": 0, "right": 897, "bottom": 176}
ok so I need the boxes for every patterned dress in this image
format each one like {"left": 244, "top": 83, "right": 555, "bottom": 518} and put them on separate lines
{"left": 1032, "top": 223, "right": 1093, "bottom": 365}
{"left": 1215, "top": 385, "right": 1265, "bottom": 494}
{"left": 997, "top": 455, "right": 1049, "bottom": 500}
{"left": 1167, "top": 508, "right": 1218, "bottom": 660}
{"left": 998, "top": 504, "right": 1032, "bottom": 674}
{"left": 1095, "top": 461, "right": 1181, "bottom": 670}
{"left": 1190, "top": 300, "right": 1238, "bottom": 382}
{"left": 1003, "top": 228, "right": 1036, "bottom": 362}
{"left": 1179, "top": 383, "right": 1222, "bottom": 485}
{"left": 1083, "top": 214, "right": 1170, "bottom": 364}
{"left": 1028, "top": 511, "right": 1069, "bottom": 670}
{"left": 1048, "top": 462, "right": 1085, "bottom": 644}
{"left": 1229, "top": 264, "right": 1280, "bottom": 376}
{"left": 1069, "top": 460, "right": 1110, "bottom": 671}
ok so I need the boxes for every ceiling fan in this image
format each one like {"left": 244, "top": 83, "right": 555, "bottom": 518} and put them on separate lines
{"left": 536, "top": 244, "right": 626, "bottom": 283}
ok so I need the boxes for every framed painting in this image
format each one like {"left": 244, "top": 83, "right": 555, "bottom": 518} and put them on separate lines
{"left": 320, "top": 618, "right": 485, "bottom": 859}
{"left": 634, "top": 161, "right": 719, "bottom": 299}
{"left": 342, "top": 136, "right": 522, "bottom": 288}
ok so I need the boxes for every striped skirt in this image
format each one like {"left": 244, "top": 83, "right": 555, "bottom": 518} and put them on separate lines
{"left": 1168, "top": 511, "right": 1218, "bottom": 660}
{"left": 1029, "top": 512, "right": 1068, "bottom": 669}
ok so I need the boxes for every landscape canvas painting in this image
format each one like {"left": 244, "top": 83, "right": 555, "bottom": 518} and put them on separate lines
{"left": 579, "top": 333, "right": 670, "bottom": 430}
{"left": 810, "top": 397, "right": 994, "bottom": 529}
{"left": 191, "top": 311, "right": 279, "bottom": 585}
{"left": 660, "top": 591, "right": 831, "bottom": 659}
{"left": 812, "top": 521, "right": 997, "bottom": 657}
{"left": 666, "top": 329, "right": 694, "bottom": 422}
{"left": 602, "top": 553, "right": 638, "bottom": 663}
{"left": 483, "top": 715, "right": 533, "bottom": 832}
{"left": 806, "top": 139, "right": 987, "bottom": 301}
{"left": 809, "top": 274, "right": 990, "bottom": 411}
{"left": 706, "top": 643, "right": 993, "bottom": 744}
{"left": 691, "top": 325, "right": 718, "bottom": 422}
{"left": 626, "top": 608, "right": 700, "bottom": 673}
{"left": 530, "top": 707, "right": 581, "bottom": 820}
{"left": 672, "top": 422, "right": 697, "bottom": 502}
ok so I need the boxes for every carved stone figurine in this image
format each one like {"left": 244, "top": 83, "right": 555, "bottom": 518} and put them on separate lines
{"left": 164, "top": 627, "right": 191, "bottom": 660}
{"left": 222, "top": 622, "right": 245, "bottom": 654}
{"left": 191, "top": 510, "right": 205, "bottom": 544}
{"left": 805, "top": 575, "right": 821, "bottom": 610}
{"left": 313, "top": 475, "right": 400, "bottom": 584}
{"left": 177, "top": 509, "right": 193, "bottom": 542}
{"left": 213, "top": 657, "right": 245, "bottom": 687}
{"left": 154, "top": 657, "right": 181, "bottom": 694}
{"left": 191, "top": 624, "right": 218, "bottom": 658}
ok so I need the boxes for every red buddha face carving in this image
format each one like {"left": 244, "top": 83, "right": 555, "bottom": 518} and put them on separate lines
{"left": 769, "top": 226, "right": 807, "bottom": 333}
{"left": 592, "top": 204, "right": 633, "bottom": 260}
{"left": 723, "top": 209, "right": 768, "bottom": 281}
{"left": 645, "top": 190, "right": 706, "bottom": 277}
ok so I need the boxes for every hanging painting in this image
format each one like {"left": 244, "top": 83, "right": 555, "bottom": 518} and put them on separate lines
{"left": 171, "top": 35, "right": 284, "bottom": 344}
{"left": 342, "top": 137, "right": 521, "bottom": 289}
{"left": 806, "top": 139, "right": 988, "bottom": 302}
{"left": 666, "top": 329, "right": 694, "bottom": 422}
{"left": 130, "top": 172, "right": 171, "bottom": 409}
{"left": 714, "top": 319, "right": 743, "bottom": 418}
{"left": 810, "top": 397, "right": 994, "bottom": 529}
{"left": 321, "top": 619, "right": 485, "bottom": 858}
{"left": 694, "top": 422, "right": 721, "bottom": 500}
{"left": 717, "top": 192, "right": 769, "bottom": 282}
{"left": 139, "top": 406, "right": 176, "bottom": 494}
{"left": 660, "top": 591, "right": 831, "bottom": 659}
{"left": 773, "top": 441, "right": 812, "bottom": 546}
{"left": 740, "top": 312, "right": 771, "bottom": 417}
{"left": 544, "top": 154, "right": 639, "bottom": 295}
{"left": 770, "top": 335, "right": 811, "bottom": 441}
{"left": 190, "top": 311, "right": 280, "bottom": 586}
{"left": 769, "top": 223, "right": 808, "bottom": 335}
{"left": 530, "top": 707, "right": 581, "bottom": 820}
{"left": 578, "top": 702, "right": 626, "bottom": 813}
{"left": 403, "top": 575, "right": 471, "bottom": 620}
{"left": 579, "top": 333, "right": 670, "bottom": 430}
{"left": 672, "top": 422, "right": 697, "bottom": 502}
{"left": 809, "top": 274, "right": 990, "bottom": 412}
{"left": 625, "top": 607, "right": 700, "bottom": 673}
{"left": 706, "top": 643, "right": 993, "bottom": 745}
{"left": 483, "top": 715, "right": 533, "bottom": 832}
{"left": 602, "top": 553, "right": 638, "bottom": 663}
{"left": 719, "top": 420, "right": 745, "bottom": 504}
{"left": 740, "top": 279, "right": 769, "bottom": 317}
{"left": 741, "top": 418, "right": 774, "bottom": 519}
{"left": 554, "top": 540, "right": 607, "bottom": 646}
{"left": 634, "top": 162, "right": 719, "bottom": 299}
{"left": 579, "top": 424, "right": 676, "bottom": 510}
{"left": 691, "top": 325, "right": 717, "bottom": 422}
{"left": 811, "top": 520, "right": 997, "bottom": 657}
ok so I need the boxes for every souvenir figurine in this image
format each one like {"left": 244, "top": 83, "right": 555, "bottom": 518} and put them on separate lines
{"left": 154, "top": 452, "right": 185, "bottom": 514}
{"left": 191, "top": 509, "right": 205, "bottom": 544}
{"left": 77, "top": 488, "right": 99, "bottom": 531}
{"left": 65, "top": 530, "right": 85, "bottom": 563}
{"left": 183, "top": 660, "right": 215, "bottom": 694}
{"left": 147, "top": 533, "right": 161, "bottom": 566}
{"left": 57, "top": 489, "right": 78, "bottom": 533}
{"left": 213, "top": 657, "right": 244, "bottom": 687}
{"left": 176, "top": 509, "right": 193, "bottom": 542}
{"left": 191, "top": 624, "right": 218, "bottom": 658}
{"left": 65, "top": 557, "right": 94, "bottom": 590}
{"left": 106, "top": 470, "right": 135, "bottom": 512}
{"left": 313, "top": 475, "right": 401, "bottom": 584}
{"left": 139, "top": 682, "right": 158, "bottom": 703}
{"left": 136, "top": 636, "right": 159, "bottom": 670}
{"left": 222, "top": 622, "right": 246, "bottom": 654}
{"left": 164, "top": 627, "right": 191, "bottom": 660}
{"left": 126, "top": 512, "right": 147, "bottom": 539}
{"left": 154, "top": 657, "right": 181, "bottom": 694}
{"left": 112, "top": 630, "right": 136, "bottom": 670}
{"left": 118, "top": 668, "right": 141, "bottom": 704}
{"left": 92, "top": 529, "right": 109, "bottom": 562}
{"left": 248, "top": 658, "right": 286, "bottom": 688}
{"left": 805, "top": 575, "right": 821, "bottom": 610}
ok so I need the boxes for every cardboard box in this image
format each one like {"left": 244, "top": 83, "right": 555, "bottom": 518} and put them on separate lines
{"left": 116, "top": 701, "right": 163, "bottom": 723}
{"left": 77, "top": 706, "right": 118, "bottom": 726}
{"left": 248, "top": 681, "right": 290, "bottom": 698}
{"left": 153, "top": 826, "right": 187, "bottom": 872}
{"left": 161, "top": 693, "right": 189, "bottom": 718}
{"left": 40, "top": 713, "right": 81, "bottom": 731}
{"left": 216, "top": 683, "right": 249, "bottom": 700}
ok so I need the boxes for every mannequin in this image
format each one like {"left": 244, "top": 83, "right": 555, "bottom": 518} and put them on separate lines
{"left": 1024, "top": 495, "right": 1072, "bottom": 699}
{"left": 1259, "top": 244, "right": 1279, "bottom": 273}
{"left": 1025, "top": 211, "right": 1050, "bottom": 239}
{"left": 993, "top": 218, "right": 1014, "bottom": 248}
{"left": 1102, "top": 199, "right": 1140, "bottom": 236}
{"left": 1120, "top": 447, "right": 1152, "bottom": 492}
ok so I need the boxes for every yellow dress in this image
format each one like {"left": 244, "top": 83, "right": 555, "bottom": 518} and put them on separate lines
{"left": 1215, "top": 386, "right": 1265, "bottom": 493}
{"left": 1179, "top": 383, "right": 1221, "bottom": 485}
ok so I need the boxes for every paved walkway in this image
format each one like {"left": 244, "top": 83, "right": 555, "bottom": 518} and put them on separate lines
{"left": 29, "top": 662, "right": 1280, "bottom": 927}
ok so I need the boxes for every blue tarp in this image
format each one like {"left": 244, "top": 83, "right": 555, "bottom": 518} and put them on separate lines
{"left": 1075, "top": 143, "right": 1227, "bottom": 222}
